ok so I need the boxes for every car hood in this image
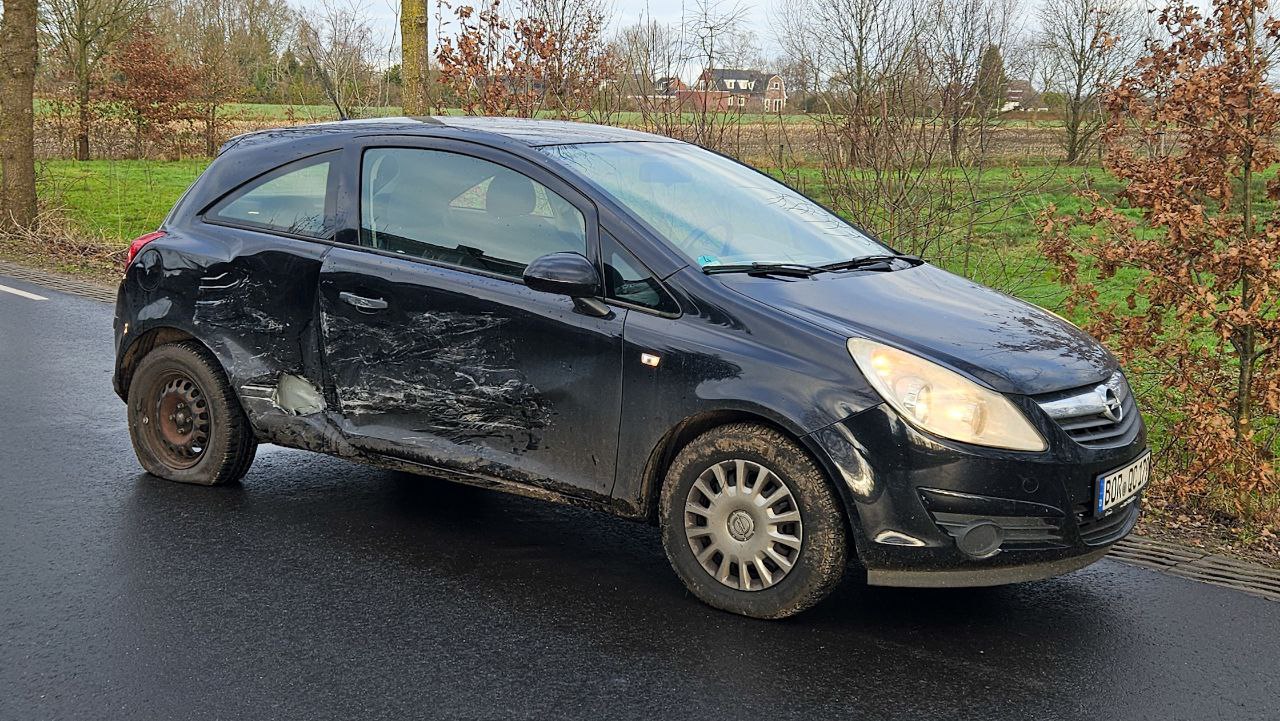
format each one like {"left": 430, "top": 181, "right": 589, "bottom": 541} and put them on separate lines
{"left": 722, "top": 263, "right": 1116, "bottom": 395}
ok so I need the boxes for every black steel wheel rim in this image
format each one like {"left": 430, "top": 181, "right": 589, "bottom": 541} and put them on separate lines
{"left": 140, "top": 370, "right": 211, "bottom": 470}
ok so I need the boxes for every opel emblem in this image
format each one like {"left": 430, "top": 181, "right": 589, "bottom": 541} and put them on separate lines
{"left": 727, "top": 510, "right": 756, "bottom": 542}
{"left": 1096, "top": 385, "right": 1123, "bottom": 423}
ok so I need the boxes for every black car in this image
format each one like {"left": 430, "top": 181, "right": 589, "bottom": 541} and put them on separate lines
{"left": 114, "top": 117, "right": 1149, "bottom": 619}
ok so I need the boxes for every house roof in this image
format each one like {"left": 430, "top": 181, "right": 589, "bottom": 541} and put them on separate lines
{"left": 654, "top": 76, "right": 685, "bottom": 93}
{"left": 1006, "top": 79, "right": 1037, "bottom": 94}
{"left": 702, "top": 68, "right": 779, "bottom": 93}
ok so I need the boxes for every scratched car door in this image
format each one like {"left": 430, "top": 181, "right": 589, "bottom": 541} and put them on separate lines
{"left": 316, "top": 140, "right": 626, "bottom": 501}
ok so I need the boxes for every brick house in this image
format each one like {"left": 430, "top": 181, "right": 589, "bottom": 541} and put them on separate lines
{"left": 1002, "top": 80, "right": 1048, "bottom": 112}
{"left": 681, "top": 68, "right": 787, "bottom": 112}
{"left": 621, "top": 75, "right": 689, "bottom": 110}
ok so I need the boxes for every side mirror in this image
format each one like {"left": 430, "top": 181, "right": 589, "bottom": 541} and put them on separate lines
{"left": 523, "top": 252, "right": 600, "bottom": 298}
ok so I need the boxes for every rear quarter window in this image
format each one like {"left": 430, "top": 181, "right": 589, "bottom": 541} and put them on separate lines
{"left": 206, "top": 153, "right": 335, "bottom": 238}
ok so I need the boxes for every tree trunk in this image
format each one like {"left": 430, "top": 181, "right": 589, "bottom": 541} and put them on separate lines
{"left": 0, "top": 0, "right": 39, "bottom": 230}
{"left": 205, "top": 104, "right": 216, "bottom": 157}
{"left": 948, "top": 112, "right": 962, "bottom": 165}
{"left": 1064, "top": 105, "right": 1081, "bottom": 164}
{"left": 401, "top": 0, "right": 430, "bottom": 115}
{"left": 76, "top": 73, "right": 91, "bottom": 161}
{"left": 1234, "top": 10, "right": 1258, "bottom": 442}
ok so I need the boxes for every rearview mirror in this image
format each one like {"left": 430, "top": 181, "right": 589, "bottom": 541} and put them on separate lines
{"left": 523, "top": 252, "right": 600, "bottom": 298}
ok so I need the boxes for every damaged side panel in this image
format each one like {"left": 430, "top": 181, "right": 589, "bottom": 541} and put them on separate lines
{"left": 114, "top": 129, "right": 637, "bottom": 517}
{"left": 116, "top": 222, "right": 335, "bottom": 448}
{"left": 315, "top": 247, "right": 627, "bottom": 500}
{"left": 272, "top": 373, "right": 326, "bottom": 415}
{"left": 322, "top": 309, "right": 548, "bottom": 444}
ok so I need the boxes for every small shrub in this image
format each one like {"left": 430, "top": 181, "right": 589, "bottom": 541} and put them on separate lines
{"left": 1041, "top": 0, "right": 1280, "bottom": 521}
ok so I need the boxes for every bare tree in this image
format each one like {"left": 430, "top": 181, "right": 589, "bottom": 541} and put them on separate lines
{"left": 927, "top": 0, "right": 1016, "bottom": 164}
{"left": 771, "top": 2, "right": 827, "bottom": 110}
{"left": 717, "top": 26, "right": 765, "bottom": 69}
{"left": 1, "top": 0, "right": 39, "bottom": 229}
{"left": 1037, "top": 0, "right": 1143, "bottom": 162}
{"left": 166, "top": 0, "right": 239, "bottom": 155}
{"left": 296, "top": 0, "right": 390, "bottom": 117}
{"left": 803, "top": 0, "right": 926, "bottom": 110}
{"left": 617, "top": 1, "right": 779, "bottom": 147}
{"left": 773, "top": 0, "right": 1052, "bottom": 289}
{"left": 43, "top": 0, "right": 154, "bottom": 160}
{"left": 615, "top": 16, "right": 683, "bottom": 90}
{"left": 615, "top": 15, "right": 688, "bottom": 133}
{"left": 167, "top": 0, "right": 293, "bottom": 91}
{"left": 685, "top": 0, "right": 751, "bottom": 149}
{"left": 785, "top": 0, "right": 951, "bottom": 240}
{"left": 517, "top": 0, "right": 618, "bottom": 119}
{"left": 1003, "top": 31, "right": 1049, "bottom": 112}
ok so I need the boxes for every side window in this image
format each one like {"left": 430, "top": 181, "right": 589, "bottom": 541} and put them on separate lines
{"left": 602, "top": 232, "right": 678, "bottom": 314}
{"left": 360, "top": 147, "right": 587, "bottom": 279}
{"left": 208, "top": 154, "right": 333, "bottom": 238}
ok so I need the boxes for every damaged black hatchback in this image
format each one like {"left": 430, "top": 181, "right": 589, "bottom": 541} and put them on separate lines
{"left": 115, "top": 117, "right": 1149, "bottom": 618}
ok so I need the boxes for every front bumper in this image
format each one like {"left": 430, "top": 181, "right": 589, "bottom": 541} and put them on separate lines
{"left": 866, "top": 547, "right": 1111, "bottom": 588}
{"left": 807, "top": 402, "right": 1147, "bottom": 586}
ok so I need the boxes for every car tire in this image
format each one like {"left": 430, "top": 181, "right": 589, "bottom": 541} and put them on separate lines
{"left": 127, "top": 341, "right": 257, "bottom": 486}
{"left": 660, "top": 423, "right": 847, "bottom": 619}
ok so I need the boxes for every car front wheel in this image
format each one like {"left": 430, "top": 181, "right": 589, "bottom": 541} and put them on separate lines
{"left": 660, "top": 423, "right": 847, "bottom": 619}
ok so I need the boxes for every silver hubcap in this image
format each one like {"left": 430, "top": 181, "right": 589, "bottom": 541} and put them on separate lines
{"left": 683, "top": 459, "right": 804, "bottom": 591}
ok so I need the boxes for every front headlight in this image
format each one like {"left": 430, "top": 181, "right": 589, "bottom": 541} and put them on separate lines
{"left": 847, "top": 338, "right": 1047, "bottom": 452}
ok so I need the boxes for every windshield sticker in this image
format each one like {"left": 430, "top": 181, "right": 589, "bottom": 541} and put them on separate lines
{"left": 697, "top": 255, "right": 720, "bottom": 266}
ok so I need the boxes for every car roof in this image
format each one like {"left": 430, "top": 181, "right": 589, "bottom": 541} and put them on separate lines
{"left": 219, "top": 116, "right": 674, "bottom": 155}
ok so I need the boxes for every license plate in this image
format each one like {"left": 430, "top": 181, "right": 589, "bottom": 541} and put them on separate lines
{"left": 1096, "top": 452, "right": 1151, "bottom": 516}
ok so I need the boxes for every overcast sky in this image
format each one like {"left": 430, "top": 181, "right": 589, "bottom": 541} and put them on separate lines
{"left": 298, "top": 0, "right": 781, "bottom": 64}
{"left": 609, "top": 0, "right": 776, "bottom": 39}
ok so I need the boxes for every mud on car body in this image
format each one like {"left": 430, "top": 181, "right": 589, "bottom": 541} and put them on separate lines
{"left": 114, "top": 117, "right": 1149, "bottom": 618}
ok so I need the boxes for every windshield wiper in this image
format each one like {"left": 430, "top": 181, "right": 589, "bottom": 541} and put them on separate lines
{"left": 702, "top": 262, "right": 828, "bottom": 277}
{"left": 820, "top": 254, "right": 923, "bottom": 272}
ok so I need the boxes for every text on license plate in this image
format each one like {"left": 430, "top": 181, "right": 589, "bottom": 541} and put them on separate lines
{"left": 1096, "top": 452, "right": 1151, "bottom": 516}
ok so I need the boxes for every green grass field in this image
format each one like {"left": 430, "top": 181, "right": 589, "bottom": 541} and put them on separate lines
{"left": 38, "top": 159, "right": 210, "bottom": 241}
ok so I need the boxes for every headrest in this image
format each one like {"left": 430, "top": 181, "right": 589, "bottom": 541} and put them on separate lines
{"left": 370, "top": 154, "right": 400, "bottom": 196}
{"left": 486, "top": 173, "right": 536, "bottom": 218}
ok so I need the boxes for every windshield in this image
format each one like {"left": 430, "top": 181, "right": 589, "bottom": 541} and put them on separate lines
{"left": 540, "top": 142, "right": 889, "bottom": 268}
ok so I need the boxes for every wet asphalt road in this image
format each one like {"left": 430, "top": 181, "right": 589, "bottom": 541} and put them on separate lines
{"left": 1, "top": 274, "right": 1278, "bottom": 721}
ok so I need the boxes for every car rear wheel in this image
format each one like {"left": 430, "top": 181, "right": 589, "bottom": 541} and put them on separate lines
{"left": 127, "top": 342, "right": 256, "bottom": 485}
{"left": 660, "top": 423, "right": 847, "bottom": 619}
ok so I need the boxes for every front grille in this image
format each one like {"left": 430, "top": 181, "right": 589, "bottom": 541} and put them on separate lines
{"left": 1035, "top": 372, "right": 1139, "bottom": 448}
{"left": 1059, "top": 393, "right": 1138, "bottom": 445}
{"left": 1075, "top": 500, "right": 1140, "bottom": 546}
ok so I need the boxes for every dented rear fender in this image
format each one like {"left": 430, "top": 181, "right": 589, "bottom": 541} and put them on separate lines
{"left": 116, "top": 229, "right": 332, "bottom": 438}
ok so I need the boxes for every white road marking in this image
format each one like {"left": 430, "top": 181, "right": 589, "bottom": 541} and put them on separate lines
{"left": 0, "top": 283, "right": 48, "bottom": 301}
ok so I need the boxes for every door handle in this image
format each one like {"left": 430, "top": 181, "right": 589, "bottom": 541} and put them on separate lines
{"left": 339, "top": 291, "right": 389, "bottom": 312}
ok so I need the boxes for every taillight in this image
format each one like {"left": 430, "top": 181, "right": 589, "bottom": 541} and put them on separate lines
{"left": 125, "top": 230, "right": 166, "bottom": 271}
